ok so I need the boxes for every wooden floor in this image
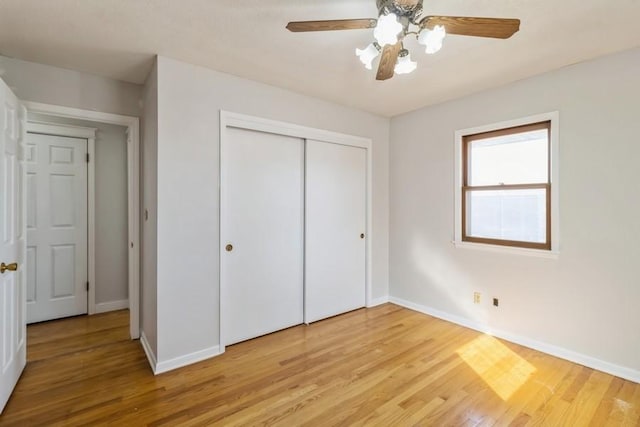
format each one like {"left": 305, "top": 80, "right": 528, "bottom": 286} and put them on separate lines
{"left": 1, "top": 304, "right": 639, "bottom": 426}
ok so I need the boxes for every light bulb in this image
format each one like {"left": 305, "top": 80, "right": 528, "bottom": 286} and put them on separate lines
{"left": 374, "top": 13, "right": 403, "bottom": 47}
{"left": 394, "top": 50, "right": 417, "bottom": 75}
{"left": 355, "top": 42, "right": 380, "bottom": 70}
{"left": 418, "top": 24, "right": 446, "bottom": 54}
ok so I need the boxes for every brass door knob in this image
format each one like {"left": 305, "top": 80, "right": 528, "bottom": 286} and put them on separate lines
{"left": 225, "top": 244, "right": 233, "bottom": 252}
{"left": 0, "top": 262, "right": 18, "bottom": 274}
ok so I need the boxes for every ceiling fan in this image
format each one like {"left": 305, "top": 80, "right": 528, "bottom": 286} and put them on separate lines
{"left": 286, "top": 0, "right": 520, "bottom": 81}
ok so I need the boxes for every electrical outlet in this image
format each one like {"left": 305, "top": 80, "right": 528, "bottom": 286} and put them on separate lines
{"left": 493, "top": 298, "right": 499, "bottom": 307}
{"left": 473, "top": 292, "right": 481, "bottom": 304}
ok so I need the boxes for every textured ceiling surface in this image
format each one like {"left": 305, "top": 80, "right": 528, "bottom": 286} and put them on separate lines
{"left": 0, "top": 0, "right": 638, "bottom": 117}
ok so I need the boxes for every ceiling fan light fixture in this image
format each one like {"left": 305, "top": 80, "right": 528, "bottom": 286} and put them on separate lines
{"left": 418, "top": 24, "right": 446, "bottom": 54}
{"left": 286, "top": 3, "right": 521, "bottom": 81}
{"left": 355, "top": 42, "right": 381, "bottom": 70}
{"left": 394, "top": 49, "right": 417, "bottom": 75}
{"left": 373, "top": 13, "right": 403, "bottom": 47}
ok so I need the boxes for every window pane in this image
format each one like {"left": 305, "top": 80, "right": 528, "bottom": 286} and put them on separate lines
{"left": 466, "top": 189, "right": 547, "bottom": 243}
{"left": 468, "top": 129, "right": 548, "bottom": 186}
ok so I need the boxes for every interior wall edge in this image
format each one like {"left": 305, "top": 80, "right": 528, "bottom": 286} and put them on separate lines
{"left": 139, "top": 331, "right": 158, "bottom": 375}
{"left": 154, "top": 345, "right": 222, "bottom": 375}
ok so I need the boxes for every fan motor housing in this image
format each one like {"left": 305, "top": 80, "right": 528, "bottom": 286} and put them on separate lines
{"left": 377, "top": 0, "right": 423, "bottom": 22}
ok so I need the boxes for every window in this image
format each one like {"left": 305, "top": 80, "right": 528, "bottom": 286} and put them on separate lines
{"left": 461, "top": 121, "right": 551, "bottom": 250}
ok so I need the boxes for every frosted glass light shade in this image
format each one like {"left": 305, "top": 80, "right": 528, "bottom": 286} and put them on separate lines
{"left": 374, "top": 13, "right": 403, "bottom": 47}
{"left": 394, "top": 52, "right": 417, "bottom": 74}
{"left": 418, "top": 24, "right": 446, "bottom": 54}
{"left": 355, "top": 43, "right": 380, "bottom": 70}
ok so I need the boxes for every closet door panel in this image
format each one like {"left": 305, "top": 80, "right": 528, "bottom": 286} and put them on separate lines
{"left": 222, "top": 128, "right": 304, "bottom": 346}
{"left": 305, "top": 140, "right": 366, "bottom": 323}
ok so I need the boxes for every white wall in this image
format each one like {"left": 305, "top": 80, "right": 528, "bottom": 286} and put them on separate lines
{"left": 0, "top": 55, "right": 142, "bottom": 117}
{"left": 93, "top": 124, "right": 128, "bottom": 305}
{"left": 28, "top": 113, "right": 129, "bottom": 308}
{"left": 141, "top": 60, "right": 158, "bottom": 358}
{"left": 154, "top": 55, "right": 390, "bottom": 363}
{"left": 389, "top": 48, "right": 640, "bottom": 378}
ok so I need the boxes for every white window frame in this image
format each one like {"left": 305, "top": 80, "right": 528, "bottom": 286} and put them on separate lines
{"left": 453, "top": 112, "right": 560, "bottom": 258}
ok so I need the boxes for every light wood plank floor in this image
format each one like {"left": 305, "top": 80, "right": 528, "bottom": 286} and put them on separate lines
{"left": 1, "top": 304, "right": 638, "bottom": 426}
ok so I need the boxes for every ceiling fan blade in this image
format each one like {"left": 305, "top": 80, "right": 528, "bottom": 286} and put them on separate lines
{"left": 376, "top": 43, "right": 401, "bottom": 81}
{"left": 286, "top": 19, "right": 376, "bottom": 32}
{"left": 420, "top": 16, "right": 520, "bottom": 39}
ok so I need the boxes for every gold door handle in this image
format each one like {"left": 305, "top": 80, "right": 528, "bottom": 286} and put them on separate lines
{"left": 0, "top": 262, "right": 18, "bottom": 274}
{"left": 225, "top": 244, "right": 233, "bottom": 252}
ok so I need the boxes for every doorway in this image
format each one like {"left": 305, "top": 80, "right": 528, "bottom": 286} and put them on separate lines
{"left": 23, "top": 102, "right": 140, "bottom": 339}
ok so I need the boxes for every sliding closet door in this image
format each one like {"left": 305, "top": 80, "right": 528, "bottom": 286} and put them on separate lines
{"left": 221, "top": 128, "right": 304, "bottom": 346}
{"left": 305, "top": 139, "right": 366, "bottom": 323}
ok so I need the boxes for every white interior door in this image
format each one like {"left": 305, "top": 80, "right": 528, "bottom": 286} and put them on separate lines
{"left": 305, "top": 140, "right": 367, "bottom": 323}
{"left": 221, "top": 128, "right": 304, "bottom": 346}
{"left": 25, "top": 132, "right": 88, "bottom": 323}
{"left": 0, "top": 78, "right": 26, "bottom": 414}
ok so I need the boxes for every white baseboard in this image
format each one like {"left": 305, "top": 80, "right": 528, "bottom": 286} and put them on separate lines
{"left": 155, "top": 345, "right": 222, "bottom": 375}
{"left": 367, "top": 295, "right": 389, "bottom": 307}
{"left": 94, "top": 299, "right": 129, "bottom": 314}
{"left": 389, "top": 296, "right": 640, "bottom": 384}
{"left": 140, "top": 330, "right": 222, "bottom": 375}
{"left": 139, "top": 331, "right": 158, "bottom": 374}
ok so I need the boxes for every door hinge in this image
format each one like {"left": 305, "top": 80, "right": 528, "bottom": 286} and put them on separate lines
{"left": 86, "top": 153, "right": 90, "bottom": 163}
{"left": 86, "top": 281, "right": 89, "bottom": 291}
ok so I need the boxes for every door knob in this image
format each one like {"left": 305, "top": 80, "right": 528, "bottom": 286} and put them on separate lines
{"left": 225, "top": 244, "right": 233, "bottom": 252}
{"left": 0, "top": 262, "right": 18, "bottom": 274}
{"left": 360, "top": 233, "right": 365, "bottom": 239}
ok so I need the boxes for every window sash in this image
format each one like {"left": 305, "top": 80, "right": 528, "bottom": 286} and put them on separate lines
{"left": 462, "top": 184, "right": 551, "bottom": 250}
{"left": 462, "top": 121, "right": 552, "bottom": 250}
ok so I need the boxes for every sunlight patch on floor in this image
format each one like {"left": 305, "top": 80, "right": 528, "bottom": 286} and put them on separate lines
{"left": 613, "top": 397, "right": 633, "bottom": 413}
{"left": 456, "top": 334, "right": 536, "bottom": 401}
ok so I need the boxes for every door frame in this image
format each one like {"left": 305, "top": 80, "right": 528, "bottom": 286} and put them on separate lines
{"left": 219, "top": 110, "right": 373, "bottom": 352}
{"left": 23, "top": 102, "right": 140, "bottom": 340}
{"left": 26, "top": 121, "right": 96, "bottom": 319}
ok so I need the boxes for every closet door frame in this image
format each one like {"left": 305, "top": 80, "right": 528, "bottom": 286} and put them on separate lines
{"left": 219, "top": 111, "right": 372, "bottom": 353}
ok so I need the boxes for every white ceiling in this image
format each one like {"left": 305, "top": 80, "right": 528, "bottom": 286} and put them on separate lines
{"left": 0, "top": 0, "right": 638, "bottom": 117}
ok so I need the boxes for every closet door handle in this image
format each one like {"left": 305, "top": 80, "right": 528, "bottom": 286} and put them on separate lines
{"left": 360, "top": 233, "right": 365, "bottom": 239}
{"left": 225, "top": 244, "right": 233, "bottom": 252}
